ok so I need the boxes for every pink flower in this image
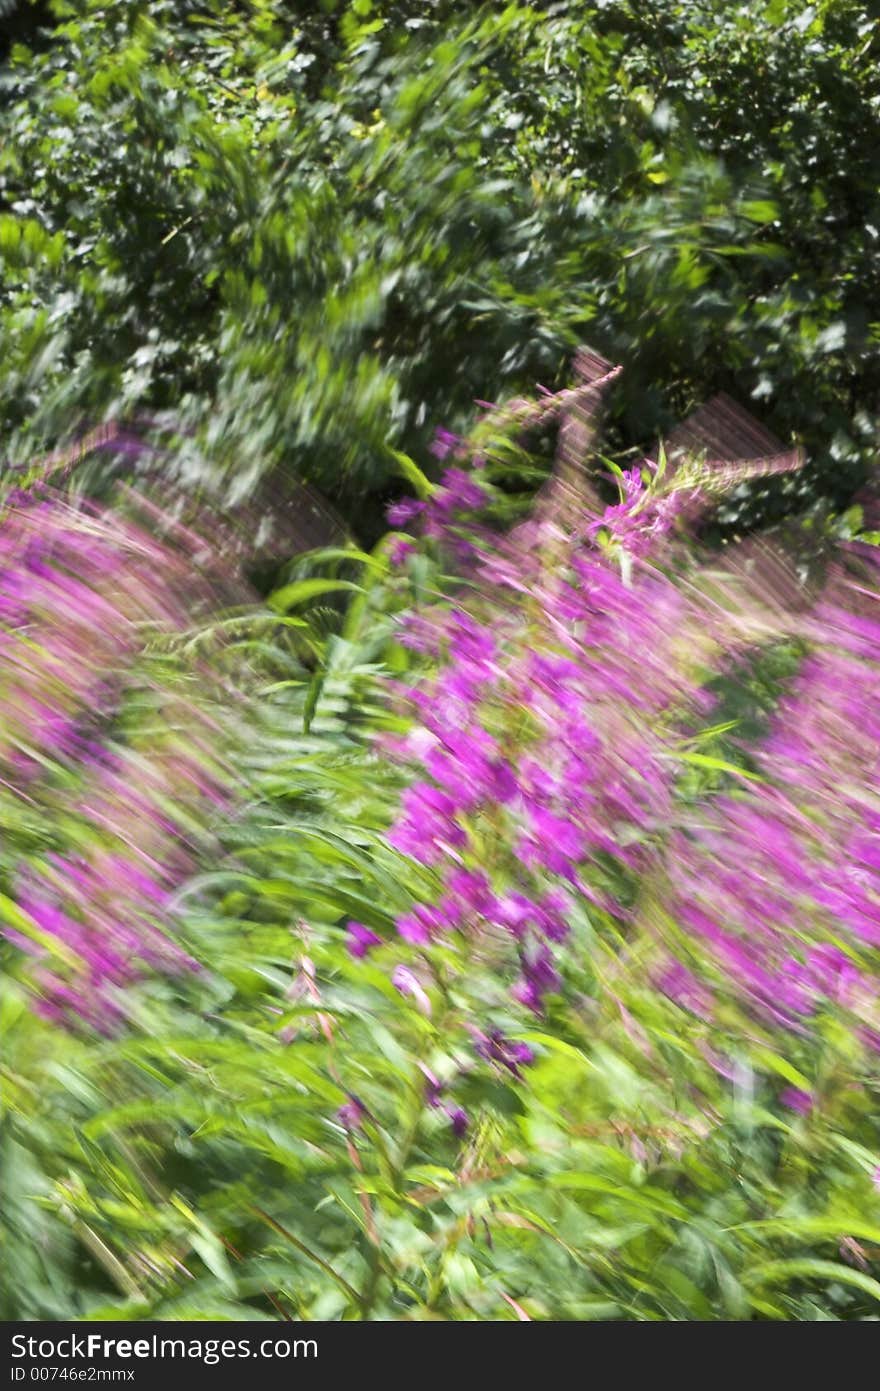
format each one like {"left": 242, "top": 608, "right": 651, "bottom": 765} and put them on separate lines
{"left": 386, "top": 497, "right": 425, "bottom": 528}
{"left": 429, "top": 428, "right": 461, "bottom": 461}
{"left": 391, "top": 965, "right": 432, "bottom": 1015}
{"left": 780, "top": 1087, "right": 813, "bottom": 1116}
{"left": 346, "top": 922, "right": 383, "bottom": 958}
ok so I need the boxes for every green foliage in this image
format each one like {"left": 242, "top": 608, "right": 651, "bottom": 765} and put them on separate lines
{"left": 1, "top": 1, "right": 878, "bottom": 529}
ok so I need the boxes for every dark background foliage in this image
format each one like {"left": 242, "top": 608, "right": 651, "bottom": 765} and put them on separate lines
{"left": 1, "top": 0, "right": 878, "bottom": 528}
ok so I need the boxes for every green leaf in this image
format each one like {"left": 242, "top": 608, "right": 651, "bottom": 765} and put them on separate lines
{"left": 676, "top": 752, "right": 764, "bottom": 782}
{"left": 745, "top": 1260, "right": 880, "bottom": 1305}
{"left": 386, "top": 448, "right": 434, "bottom": 499}
{"left": 267, "top": 580, "right": 363, "bottom": 613}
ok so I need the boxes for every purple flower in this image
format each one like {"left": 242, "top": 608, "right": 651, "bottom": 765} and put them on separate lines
{"left": 388, "top": 537, "right": 416, "bottom": 567}
{"left": 396, "top": 911, "right": 432, "bottom": 946}
{"left": 391, "top": 965, "right": 432, "bottom": 1015}
{"left": 490, "top": 759, "right": 520, "bottom": 804}
{"left": 655, "top": 961, "right": 713, "bottom": 1020}
{"left": 420, "top": 1066, "right": 466, "bottom": 1134}
{"left": 536, "top": 889, "right": 573, "bottom": 943}
{"left": 397, "top": 901, "right": 452, "bottom": 945}
{"left": 493, "top": 892, "right": 539, "bottom": 938}
{"left": 387, "top": 497, "right": 426, "bottom": 528}
{"left": 446, "top": 1105, "right": 469, "bottom": 1138}
{"left": 346, "top": 921, "right": 382, "bottom": 958}
{"left": 421, "top": 1065, "right": 445, "bottom": 1108}
{"left": 513, "top": 945, "right": 561, "bottom": 1015}
{"left": 780, "top": 1087, "right": 813, "bottom": 1116}
{"left": 446, "top": 869, "right": 494, "bottom": 914}
{"left": 520, "top": 808, "right": 586, "bottom": 878}
{"left": 338, "top": 1095, "right": 368, "bottom": 1130}
{"left": 438, "top": 467, "right": 486, "bottom": 512}
{"left": 358, "top": 380, "right": 880, "bottom": 1095}
{"left": 424, "top": 733, "right": 503, "bottom": 811}
{"left": 429, "top": 428, "right": 461, "bottom": 461}
{"left": 473, "top": 1029, "right": 535, "bottom": 1079}
{"left": 443, "top": 612, "right": 497, "bottom": 673}
{"left": 388, "top": 782, "right": 467, "bottom": 865}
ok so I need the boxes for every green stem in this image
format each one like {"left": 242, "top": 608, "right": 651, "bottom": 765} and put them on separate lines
{"left": 247, "top": 1204, "right": 361, "bottom": 1306}
{"left": 357, "top": 1079, "right": 425, "bottom": 1320}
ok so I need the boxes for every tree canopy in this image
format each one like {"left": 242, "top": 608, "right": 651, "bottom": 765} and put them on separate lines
{"left": 1, "top": 1, "right": 878, "bottom": 533}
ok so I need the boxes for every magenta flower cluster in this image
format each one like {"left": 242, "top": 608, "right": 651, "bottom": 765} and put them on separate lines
{"left": 0, "top": 490, "right": 235, "bottom": 1030}
{"left": 589, "top": 464, "right": 690, "bottom": 558}
{"left": 374, "top": 392, "right": 880, "bottom": 1107}
{"left": 386, "top": 459, "right": 488, "bottom": 567}
{"left": 367, "top": 440, "right": 717, "bottom": 1132}
{"left": 665, "top": 557, "right": 880, "bottom": 1047}
{"left": 382, "top": 548, "right": 700, "bottom": 1016}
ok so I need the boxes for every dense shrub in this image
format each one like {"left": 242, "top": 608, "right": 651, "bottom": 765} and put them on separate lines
{"left": 0, "top": 1, "right": 878, "bottom": 530}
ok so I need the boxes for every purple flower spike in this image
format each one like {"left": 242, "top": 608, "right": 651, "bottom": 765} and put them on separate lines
{"left": 474, "top": 1028, "right": 535, "bottom": 1079}
{"left": 397, "top": 901, "right": 451, "bottom": 945}
{"left": 780, "top": 1087, "right": 813, "bottom": 1116}
{"left": 387, "top": 497, "right": 426, "bottom": 528}
{"left": 388, "top": 537, "right": 416, "bottom": 567}
{"left": 437, "top": 467, "right": 486, "bottom": 512}
{"left": 346, "top": 921, "right": 382, "bottom": 959}
{"left": 494, "top": 893, "right": 538, "bottom": 938}
{"left": 337, "top": 1095, "right": 368, "bottom": 1130}
{"left": 507, "top": 1040, "right": 536, "bottom": 1070}
{"left": 513, "top": 945, "right": 561, "bottom": 1016}
{"left": 391, "top": 964, "right": 432, "bottom": 1016}
{"left": 421, "top": 1065, "right": 445, "bottom": 1108}
{"left": 429, "top": 428, "right": 461, "bottom": 461}
{"left": 446, "top": 1105, "right": 469, "bottom": 1138}
{"left": 397, "top": 912, "right": 432, "bottom": 945}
